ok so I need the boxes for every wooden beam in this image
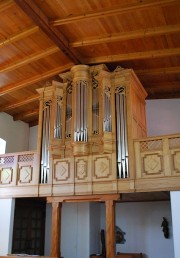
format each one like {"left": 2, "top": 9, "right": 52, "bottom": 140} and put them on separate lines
{"left": 144, "top": 81, "right": 180, "bottom": 89}
{"left": 85, "top": 47, "right": 180, "bottom": 64}
{"left": 0, "top": 63, "right": 73, "bottom": 96}
{"left": 47, "top": 194, "right": 120, "bottom": 203}
{"left": 51, "top": 202, "right": 62, "bottom": 258}
{"left": 29, "top": 120, "right": 38, "bottom": 127}
{"left": 0, "top": 46, "right": 59, "bottom": 73}
{"left": 0, "top": 94, "right": 39, "bottom": 112}
{"left": 0, "top": 26, "right": 39, "bottom": 48}
{"left": 105, "top": 200, "right": 116, "bottom": 258}
{"left": 145, "top": 81, "right": 180, "bottom": 99}
{"left": 14, "top": 0, "right": 82, "bottom": 64}
{"left": 136, "top": 66, "right": 180, "bottom": 76}
{"left": 0, "top": 0, "right": 13, "bottom": 12}
{"left": 51, "top": 0, "right": 179, "bottom": 26}
{"left": 71, "top": 24, "right": 180, "bottom": 47}
{"left": 147, "top": 92, "right": 180, "bottom": 99}
{"left": 13, "top": 108, "right": 39, "bottom": 121}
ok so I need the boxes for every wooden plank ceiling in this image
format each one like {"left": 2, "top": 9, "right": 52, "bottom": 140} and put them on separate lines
{"left": 0, "top": 0, "right": 179, "bottom": 126}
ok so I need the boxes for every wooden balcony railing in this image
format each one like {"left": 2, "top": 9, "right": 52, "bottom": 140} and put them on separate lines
{"left": 0, "top": 133, "right": 180, "bottom": 198}
{"left": 134, "top": 133, "right": 180, "bottom": 191}
{"left": 0, "top": 151, "right": 40, "bottom": 197}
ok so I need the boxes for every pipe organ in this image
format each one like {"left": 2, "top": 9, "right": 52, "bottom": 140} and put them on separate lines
{"left": 37, "top": 64, "right": 147, "bottom": 195}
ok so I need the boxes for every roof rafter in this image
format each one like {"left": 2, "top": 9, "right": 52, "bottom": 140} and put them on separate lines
{"left": 0, "top": 94, "right": 39, "bottom": 112}
{"left": 0, "top": 0, "right": 13, "bottom": 12}
{"left": 144, "top": 81, "right": 180, "bottom": 89}
{"left": 51, "top": 0, "right": 179, "bottom": 26}
{"left": 14, "top": 0, "right": 82, "bottom": 64}
{"left": 13, "top": 108, "right": 39, "bottom": 121}
{"left": 29, "top": 120, "right": 38, "bottom": 127}
{"left": 71, "top": 24, "right": 180, "bottom": 47}
{"left": 0, "top": 63, "right": 73, "bottom": 96}
{"left": 85, "top": 47, "right": 180, "bottom": 64}
{"left": 0, "top": 26, "right": 39, "bottom": 48}
{"left": 0, "top": 46, "right": 59, "bottom": 73}
{"left": 147, "top": 92, "right": 180, "bottom": 99}
{"left": 136, "top": 66, "right": 180, "bottom": 76}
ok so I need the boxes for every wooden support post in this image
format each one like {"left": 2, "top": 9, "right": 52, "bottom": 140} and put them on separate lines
{"left": 105, "top": 199, "right": 116, "bottom": 258}
{"left": 51, "top": 202, "right": 62, "bottom": 258}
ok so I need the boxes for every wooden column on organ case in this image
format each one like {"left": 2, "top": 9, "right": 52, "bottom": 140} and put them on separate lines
{"left": 97, "top": 69, "right": 116, "bottom": 154}
{"left": 113, "top": 67, "right": 147, "bottom": 187}
{"left": 36, "top": 81, "right": 64, "bottom": 195}
{"left": 71, "top": 65, "right": 90, "bottom": 156}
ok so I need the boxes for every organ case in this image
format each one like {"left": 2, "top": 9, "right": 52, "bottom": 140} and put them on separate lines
{"left": 36, "top": 64, "right": 147, "bottom": 195}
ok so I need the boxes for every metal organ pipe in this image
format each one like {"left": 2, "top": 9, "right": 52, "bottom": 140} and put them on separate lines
{"left": 74, "top": 80, "right": 88, "bottom": 142}
{"left": 40, "top": 100, "right": 51, "bottom": 183}
{"left": 91, "top": 72, "right": 99, "bottom": 133}
{"left": 66, "top": 81, "right": 72, "bottom": 139}
{"left": 103, "top": 86, "right": 112, "bottom": 132}
{"left": 115, "top": 87, "right": 129, "bottom": 178}
{"left": 92, "top": 85, "right": 99, "bottom": 134}
{"left": 54, "top": 96, "right": 63, "bottom": 139}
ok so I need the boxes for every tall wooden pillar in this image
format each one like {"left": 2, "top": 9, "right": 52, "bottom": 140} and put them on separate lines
{"left": 51, "top": 202, "right": 62, "bottom": 258}
{"left": 105, "top": 199, "right": 116, "bottom": 258}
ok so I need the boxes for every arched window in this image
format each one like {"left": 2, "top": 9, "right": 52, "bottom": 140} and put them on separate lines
{"left": 0, "top": 138, "right": 6, "bottom": 154}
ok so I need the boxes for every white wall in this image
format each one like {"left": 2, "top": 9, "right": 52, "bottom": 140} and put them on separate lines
{"left": 0, "top": 112, "right": 29, "bottom": 153}
{"left": 61, "top": 202, "right": 90, "bottom": 258}
{"left": 61, "top": 203, "right": 79, "bottom": 258}
{"left": 45, "top": 202, "right": 101, "bottom": 257}
{"left": 100, "top": 201, "right": 174, "bottom": 258}
{"left": 0, "top": 113, "right": 29, "bottom": 255}
{"left": 146, "top": 99, "right": 180, "bottom": 136}
{"left": 28, "top": 125, "right": 38, "bottom": 151}
{"left": 44, "top": 202, "right": 90, "bottom": 258}
{"left": 170, "top": 191, "right": 180, "bottom": 258}
{"left": 0, "top": 199, "right": 15, "bottom": 255}
{"left": 89, "top": 202, "right": 101, "bottom": 255}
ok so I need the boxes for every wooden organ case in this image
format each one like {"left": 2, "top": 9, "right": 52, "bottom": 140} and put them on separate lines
{"left": 36, "top": 64, "right": 147, "bottom": 196}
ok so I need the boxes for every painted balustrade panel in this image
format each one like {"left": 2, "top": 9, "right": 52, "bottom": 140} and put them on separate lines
{"left": 0, "top": 151, "right": 39, "bottom": 187}
{"left": 134, "top": 134, "right": 180, "bottom": 179}
{"left": 0, "top": 154, "right": 17, "bottom": 186}
{"left": 52, "top": 152, "right": 117, "bottom": 196}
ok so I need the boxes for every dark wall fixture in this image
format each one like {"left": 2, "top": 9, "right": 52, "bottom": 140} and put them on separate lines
{"left": 161, "top": 217, "right": 169, "bottom": 239}
{"left": 116, "top": 226, "right": 126, "bottom": 244}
